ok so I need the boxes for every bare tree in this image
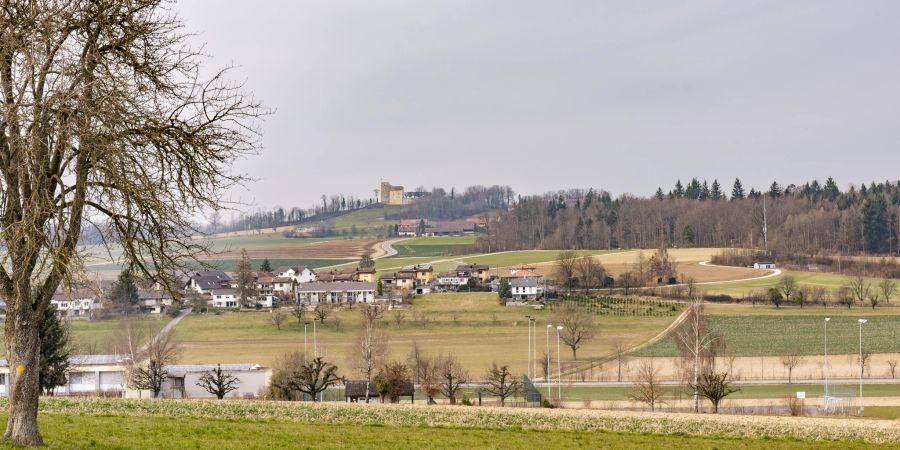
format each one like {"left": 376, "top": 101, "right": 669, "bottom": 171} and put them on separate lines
{"left": 673, "top": 299, "right": 721, "bottom": 413}
{"left": 129, "top": 330, "right": 182, "bottom": 399}
{"left": 291, "top": 301, "right": 307, "bottom": 326}
{"left": 314, "top": 303, "right": 333, "bottom": 324}
{"left": 374, "top": 361, "right": 410, "bottom": 403}
{"left": 484, "top": 363, "right": 522, "bottom": 406}
{"left": 648, "top": 246, "right": 678, "bottom": 284}
{"left": 575, "top": 256, "right": 606, "bottom": 291}
{"left": 290, "top": 357, "right": 343, "bottom": 402}
{"left": 555, "top": 250, "right": 579, "bottom": 290}
{"left": 777, "top": 276, "right": 798, "bottom": 305}
{"left": 196, "top": 364, "right": 241, "bottom": 399}
{"left": 351, "top": 316, "right": 387, "bottom": 403}
{"left": 849, "top": 276, "right": 871, "bottom": 306}
{"left": 439, "top": 354, "right": 468, "bottom": 405}
{"left": 270, "top": 309, "right": 287, "bottom": 330}
{"left": 858, "top": 348, "right": 873, "bottom": 378}
{"left": 0, "top": 2, "right": 262, "bottom": 443}
{"left": 837, "top": 287, "right": 855, "bottom": 309}
{"left": 552, "top": 302, "right": 596, "bottom": 360}
{"left": 361, "top": 304, "right": 384, "bottom": 326}
{"left": 612, "top": 340, "right": 629, "bottom": 382}
{"left": 419, "top": 357, "right": 443, "bottom": 405}
{"left": 392, "top": 309, "right": 407, "bottom": 328}
{"left": 780, "top": 346, "right": 804, "bottom": 384}
{"left": 887, "top": 359, "right": 898, "bottom": 379}
{"left": 690, "top": 371, "right": 739, "bottom": 413}
{"left": 628, "top": 360, "right": 665, "bottom": 411}
{"left": 879, "top": 279, "right": 897, "bottom": 305}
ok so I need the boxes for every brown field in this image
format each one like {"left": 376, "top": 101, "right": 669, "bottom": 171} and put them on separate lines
{"left": 210, "top": 239, "right": 383, "bottom": 260}
{"left": 526, "top": 248, "right": 772, "bottom": 284}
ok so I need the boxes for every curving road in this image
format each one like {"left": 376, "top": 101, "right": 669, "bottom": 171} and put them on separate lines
{"left": 377, "top": 238, "right": 409, "bottom": 259}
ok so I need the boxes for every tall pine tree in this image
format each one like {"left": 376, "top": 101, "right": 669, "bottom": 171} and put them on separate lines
{"left": 710, "top": 179, "right": 723, "bottom": 200}
{"left": 731, "top": 178, "right": 745, "bottom": 199}
{"left": 109, "top": 270, "right": 139, "bottom": 314}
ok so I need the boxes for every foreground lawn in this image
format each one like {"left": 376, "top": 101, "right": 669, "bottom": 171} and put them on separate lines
{"left": 1, "top": 413, "right": 876, "bottom": 449}
{"left": 1, "top": 397, "right": 897, "bottom": 448}
{"left": 562, "top": 383, "right": 900, "bottom": 401}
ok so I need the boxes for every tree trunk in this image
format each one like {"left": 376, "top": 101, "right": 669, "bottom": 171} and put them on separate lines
{"left": 4, "top": 306, "right": 43, "bottom": 446}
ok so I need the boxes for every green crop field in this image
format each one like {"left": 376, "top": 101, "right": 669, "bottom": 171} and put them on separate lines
{"left": 390, "top": 236, "right": 476, "bottom": 257}
{"left": 701, "top": 270, "right": 895, "bottom": 299}
{"left": 176, "top": 293, "right": 676, "bottom": 373}
{"left": 634, "top": 313, "right": 900, "bottom": 357}
{"left": 201, "top": 258, "right": 354, "bottom": 271}
{"left": 463, "top": 249, "right": 620, "bottom": 268}
{"left": 561, "top": 383, "right": 900, "bottom": 401}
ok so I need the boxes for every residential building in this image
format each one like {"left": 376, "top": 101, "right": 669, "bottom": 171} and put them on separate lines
{"left": 510, "top": 278, "right": 543, "bottom": 300}
{"left": 456, "top": 264, "right": 490, "bottom": 283}
{"left": 276, "top": 266, "right": 317, "bottom": 283}
{"left": 355, "top": 267, "right": 376, "bottom": 282}
{"left": 137, "top": 289, "right": 174, "bottom": 314}
{"left": 184, "top": 271, "right": 232, "bottom": 295}
{"left": 504, "top": 264, "right": 542, "bottom": 280}
{"left": 272, "top": 277, "right": 294, "bottom": 296}
{"left": 50, "top": 290, "right": 102, "bottom": 318}
{"left": 379, "top": 273, "right": 416, "bottom": 291}
{"left": 437, "top": 272, "right": 469, "bottom": 287}
{"left": 210, "top": 289, "right": 238, "bottom": 308}
{"left": 317, "top": 268, "right": 357, "bottom": 283}
{"left": 296, "top": 282, "right": 376, "bottom": 304}
{"left": 398, "top": 264, "right": 434, "bottom": 285}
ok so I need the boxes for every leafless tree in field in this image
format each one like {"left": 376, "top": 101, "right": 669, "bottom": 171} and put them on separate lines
{"left": 419, "top": 357, "right": 443, "bottom": 405}
{"left": 673, "top": 299, "right": 722, "bottom": 413}
{"left": 849, "top": 276, "right": 871, "bottom": 306}
{"left": 879, "top": 279, "right": 897, "bottom": 305}
{"left": 552, "top": 302, "right": 596, "bottom": 360}
{"left": 128, "top": 330, "right": 182, "bottom": 399}
{"left": 575, "top": 256, "right": 606, "bottom": 291}
{"left": 439, "top": 354, "right": 468, "bottom": 405}
{"left": 351, "top": 313, "right": 387, "bottom": 403}
{"left": 837, "top": 287, "right": 855, "bottom": 309}
{"left": 612, "top": 340, "right": 629, "bottom": 382}
{"left": 887, "top": 359, "right": 898, "bottom": 379}
{"left": 780, "top": 346, "right": 804, "bottom": 384}
{"left": 0, "top": 1, "right": 262, "bottom": 443}
{"left": 484, "top": 363, "right": 522, "bottom": 406}
{"left": 361, "top": 304, "right": 384, "bottom": 326}
{"left": 235, "top": 249, "right": 258, "bottom": 308}
{"left": 777, "top": 276, "right": 798, "bottom": 305}
{"left": 392, "top": 309, "right": 407, "bottom": 328}
{"left": 628, "top": 360, "right": 665, "bottom": 411}
{"left": 858, "top": 348, "right": 873, "bottom": 378}
{"left": 196, "top": 364, "right": 241, "bottom": 400}
{"left": 291, "top": 301, "right": 307, "bottom": 326}
{"left": 314, "top": 303, "right": 333, "bottom": 324}
{"left": 270, "top": 310, "right": 287, "bottom": 330}
{"left": 690, "top": 371, "right": 739, "bottom": 413}
{"left": 648, "top": 246, "right": 678, "bottom": 284}
{"left": 555, "top": 250, "right": 579, "bottom": 290}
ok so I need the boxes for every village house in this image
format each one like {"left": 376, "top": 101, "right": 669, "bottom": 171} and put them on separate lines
{"left": 296, "top": 282, "right": 376, "bottom": 304}
{"left": 317, "top": 268, "right": 357, "bottom": 283}
{"left": 436, "top": 272, "right": 469, "bottom": 287}
{"left": 505, "top": 264, "right": 543, "bottom": 280}
{"left": 276, "top": 266, "right": 317, "bottom": 283}
{"left": 397, "top": 219, "right": 421, "bottom": 237}
{"left": 137, "top": 289, "right": 175, "bottom": 314}
{"left": 50, "top": 289, "right": 102, "bottom": 319}
{"left": 456, "top": 264, "right": 490, "bottom": 283}
{"left": 355, "top": 266, "right": 377, "bottom": 282}
{"left": 398, "top": 264, "right": 434, "bottom": 286}
{"left": 184, "top": 271, "right": 232, "bottom": 295}
{"left": 423, "top": 221, "right": 476, "bottom": 236}
{"left": 256, "top": 272, "right": 275, "bottom": 296}
{"left": 379, "top": 272, "right": 416, "bottom": 291}
{"left": 210, "top": 289, "right": 238, "bottom": 308}
{"left": 510, "top": 278, "right": 543, "bottom": 300}
{"left": 272, "top": 277, "right": 294, "bottom": 296}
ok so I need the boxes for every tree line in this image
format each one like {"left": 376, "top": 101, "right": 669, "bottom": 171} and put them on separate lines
{"left": 473, "top": 177, "right": 900, "bottom": 256}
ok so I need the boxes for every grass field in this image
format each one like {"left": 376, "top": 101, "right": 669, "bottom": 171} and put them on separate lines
{"left": 6, "top": 397, "right": 897, "bottom": 448}
{"left": 700, "top": 270, "right": 895, "bottom": 298}
{"left": 634, "top": 311, "right": 900, "bottom": 357}
{"left": 176, "top": 293, "right": 676, "bottom": 373}
{"left": 201, "top": 258, "right": 355, "bottom": 271}
{"left": 561, "top": 383, "right": 900, "bottom": 401}
{"left": 390, "top": 236, "right": 476, "bottom": 257}
{"left": 2, "top": 413, "right": 868, "bottom": 449}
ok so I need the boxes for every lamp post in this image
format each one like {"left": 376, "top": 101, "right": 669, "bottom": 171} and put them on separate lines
{"left": 824, "top": 317, "right": 830, "bottom": 401}
{"left": 858, "top": 319, "right": 867, "bottom": 416}
{"left": 525, "top": 315, "right": 532, "bottom": 379}
{"left": 556, "top": 325, "right": 563, "bottom": 402}
{"left": 546, "top": 324, "right": 552, "bottom": 401}
{"left": 304, "top": 321, "right": 310, "bottom": 355}
{"left": 313, "top": 318, "right": 318, "bottom": 357}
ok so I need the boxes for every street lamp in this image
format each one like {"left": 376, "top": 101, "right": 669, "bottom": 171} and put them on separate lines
{"left": 556, "top": 325, "right": 563, "bottom": 402}
{"left": 313, "top": 318, "right": 319, "bottom": 357}
{"left": 525, "top": 315, "right": 532, "bottom": 379}
{"left": 531, "top": 317, "right": 537, "bottom": 383}
{"left": 304, "top": 321, "right": 310, "bottom": 355}
{"left": 824, "top": 317, "right": 830, "bottom": 402}
{"left": 858, "top": 319, "right": 867, "bottom": 416}
{"left": 546, "top": 324, "right": 552, "bottom": 401}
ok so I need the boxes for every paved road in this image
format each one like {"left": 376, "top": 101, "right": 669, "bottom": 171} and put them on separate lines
{"left": 377, "top": 238, "right": 409, "bottom": 259}
{"left": 140, "top": 307, "right": 192, "bottom": 353}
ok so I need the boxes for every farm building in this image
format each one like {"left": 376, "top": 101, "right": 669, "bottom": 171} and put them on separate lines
{"left": 753, "top": 261, "right": 777, "bottom": 269}
{"left": 344, "top": 379, "right": 414, "bottom": 403}
{"left": 1, "top": 355, "right": 129, "bottom": 397}
{"left": 126, "top": 363, "right": 271, "bottom": 399}
{"left": 296, "top": 282, "right": 376, "bottom": 304}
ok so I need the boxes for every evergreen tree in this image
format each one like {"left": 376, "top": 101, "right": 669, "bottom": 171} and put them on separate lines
{"left": 235, "top": 248, "right": 257, "bottom": 308}
{"left": 699, "top": 180, "right": 710, "bottom": 200}
{"left": 823, "top": 177, "right": 840, "bottom": 201}
{"left": 768, "top": 181, "right": 782, "bottom": 199}
{"left": 710, "top": 179, "right": 723, "bottom": 200}
{"left": 259, "top": 258, "right": 272, "bottom": 272}
{"left": 863, "top": 196, "right": 889, "bottom": 253}
{"left": 39, "top": 304, "right": 71, "bottom": 395}
{"left": 731, "top": 178, "right": 745, "bottom": 200}
{"left": 109, "top": 270, "right": 139, "bottom": 314}
{"left": 673, "top": 180, "right": 684, "bottom": 198}
{"left": 654, "top": 187, "right": 665, "bottom": 200}
{"left": 685, "top": 178, "right": 702, "bottom": 199}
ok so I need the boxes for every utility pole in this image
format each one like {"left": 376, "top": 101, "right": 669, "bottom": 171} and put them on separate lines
{"left": 763, "top": 195, "right": 769, "bottom": 255}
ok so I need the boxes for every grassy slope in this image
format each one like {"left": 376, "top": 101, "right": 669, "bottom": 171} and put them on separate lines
{"left": 701, "top": 270, "right": 894, "bottom": 298}
{"left": 635, "top": 304, "right": 900, "bottom": 357}
{"left": 391, "top": 236, "right": 477, "bottom": 257}
{"left": 7, "top": 414, "right": 865, "bottom": 450}
{"left": 176, "top": 293, "right": 675, "bottom": 372}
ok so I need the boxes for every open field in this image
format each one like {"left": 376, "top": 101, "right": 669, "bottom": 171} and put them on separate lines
{"left": 390, "top": 236, "right": 477, "bottom": 257}
{"left": 699, "top": 269, "right": 895, "bottom": 298}
{"left": 634, "top": 311, "right": 900, "bottom": 357}
{"left": 199, "top": 258, "right": 355, "bottom": 271}
{"left": 0, "top": 317, "right": 169, "bottom": 356}
{"left": 559, "top": 383, "right": 900, "bottom": 402}
{"left": 8, "top": 397, "right": 900, "bottom": 447}
{"left": 175, "top": 293, "right": 676, "bottom": 373}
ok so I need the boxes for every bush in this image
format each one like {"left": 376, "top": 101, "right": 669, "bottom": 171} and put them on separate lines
{"left": 784, "top": 396, "right": 805, "bottom": 416}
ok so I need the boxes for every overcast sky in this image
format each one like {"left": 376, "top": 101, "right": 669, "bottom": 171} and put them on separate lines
{"left": 177, "top": 0, "right": 900, "bottom": 211}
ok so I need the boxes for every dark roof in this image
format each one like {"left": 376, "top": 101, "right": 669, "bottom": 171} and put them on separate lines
{"left": 356, "top": 267, "right": 376, "bottom": 274}
{"left": 344, "top": 379, "right": 414, "bottom": 397}
{"left": 297, "top": 282, "right": 375, "bottom": 292}
{"left": 399, "top": 264, "right": 433, "bottom": 272}
{"left": 380, "top": 272, "right": 416, "bottom": 280}
{"left": 456, "top": 264, "right": 489, "bottom": 272}
{"left": 510, "top": 278, "right": 539, "bottom": 288}
{"left": 138, "top": 289, "right": 173, "bottom": 300}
